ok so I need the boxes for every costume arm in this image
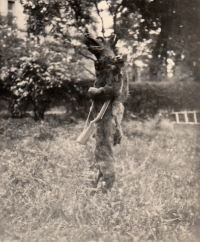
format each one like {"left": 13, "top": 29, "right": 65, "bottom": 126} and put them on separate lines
{"left": 89, "top": 63, "right": 123, "bottom": 101}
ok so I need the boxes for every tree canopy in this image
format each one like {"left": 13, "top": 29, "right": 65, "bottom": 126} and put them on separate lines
{"left": 19, "top": 0, "right": 200, "bottom": 81}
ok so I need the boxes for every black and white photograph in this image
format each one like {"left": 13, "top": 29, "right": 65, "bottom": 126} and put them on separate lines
{"left": 0, "top": 0, "right": 200, "bottom": 241}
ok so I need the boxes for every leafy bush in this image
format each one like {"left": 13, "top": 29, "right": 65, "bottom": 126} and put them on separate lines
{"left": 2, "top": 41, "right": 72, "bottom": 120}
{"left": 47, "top": 79, "right": 93, "bottom": 119}
{"left": 0, "top": 15, "right": 25, "bottom": 71}
{"left": 0, "top": 14, "right": 93, "bottom": 120}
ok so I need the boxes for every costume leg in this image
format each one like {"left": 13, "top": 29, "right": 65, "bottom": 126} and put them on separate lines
{"left": 112, "top": 101, "right": 124, "bottom": 146}
{"left": 95, "top": 107, "right": 116, "bottom": 190}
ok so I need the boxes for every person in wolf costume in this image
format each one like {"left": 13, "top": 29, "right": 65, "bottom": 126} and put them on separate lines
{"left": 84, "top": 34, "right": 129, "bottom": 191}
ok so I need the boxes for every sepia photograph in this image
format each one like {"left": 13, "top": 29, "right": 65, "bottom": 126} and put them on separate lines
{"left": 0, "top": 0, "right": 200, "bottom": 241}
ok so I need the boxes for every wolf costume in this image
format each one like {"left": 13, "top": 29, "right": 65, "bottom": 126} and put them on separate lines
{"left": 84, "top": 34, "right": 129, "bottom": 190}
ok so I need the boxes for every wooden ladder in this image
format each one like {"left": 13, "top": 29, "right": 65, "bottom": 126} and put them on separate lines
{"left": 171, "top": 111, "right": 200, "bottom": 124}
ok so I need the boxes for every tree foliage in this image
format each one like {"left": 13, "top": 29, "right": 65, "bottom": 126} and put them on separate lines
{"left": 1, "top": 0, "right": 200, "bottom": 120}
{"left": 0, "top": 15, "right": 27, "bottom": 99}
{"left": 107, "top": 0, "right": 200, "bottom": 81}
{"left": 0, "top": 15, "right": 25, "bottom": 72}
{"left": 0, "top": 12, "right": 94, "bottom": 120}
{"left": 20, "top": 0, "right": 200, "bottom": 82}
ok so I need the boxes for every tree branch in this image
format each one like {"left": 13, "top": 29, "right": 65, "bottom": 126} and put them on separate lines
{"left": 94, "top": 1, "right": 105, "bottom": 37}
{"left": 105, "top": 0, "right": 113, "bottom": 16}
{"left": 74, "top": 47, "right": 96, "bottom": 61}
{"left": 81, "top": 65, "right": 95, "bottom": 77}
{"left": 113, "top": 4, "right": 123, "bottom": 37}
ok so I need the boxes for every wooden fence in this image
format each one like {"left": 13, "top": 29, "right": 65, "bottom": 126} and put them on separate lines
{"left": 171, "top": 111, "right": 200, "bottom": 124}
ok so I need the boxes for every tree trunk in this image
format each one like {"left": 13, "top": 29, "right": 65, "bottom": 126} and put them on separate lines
{"left": 149, "top": 0, "right": 174, "bottom": 81}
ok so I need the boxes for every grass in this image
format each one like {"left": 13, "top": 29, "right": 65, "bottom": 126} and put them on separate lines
{"left": 0, "top": 116, "right": 200, "bottom": 242}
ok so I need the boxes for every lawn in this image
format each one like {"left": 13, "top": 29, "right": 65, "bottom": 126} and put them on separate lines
{"left": 0, "top": 116, "right": 200, "bottom": 242}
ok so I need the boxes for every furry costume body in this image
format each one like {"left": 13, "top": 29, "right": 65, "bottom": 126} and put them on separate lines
{"left": 84, "top": 35, "right": 129, "bottom": 190}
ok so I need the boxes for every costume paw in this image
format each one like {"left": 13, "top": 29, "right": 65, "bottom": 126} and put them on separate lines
{"left": 88, "top": 87, "right": 103, "bottom": 99}
{"left": 113, "top": 129, "right": 122, "bottom": 146}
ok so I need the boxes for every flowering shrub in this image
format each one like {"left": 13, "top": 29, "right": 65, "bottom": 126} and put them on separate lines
{"left": 3, "top": 42, "right": 71, "bottom": 120}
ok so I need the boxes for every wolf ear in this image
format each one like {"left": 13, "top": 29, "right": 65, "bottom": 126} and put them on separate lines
{"left": 108, "top": 34, "right": 118, "bottom": 48}
{"left": 96, "top": 36, "right": 106, "bottom": 45}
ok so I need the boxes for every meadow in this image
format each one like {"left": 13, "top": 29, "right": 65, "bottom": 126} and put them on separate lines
{"left": 0, "top": 115, "right": 200, "bottom": 242}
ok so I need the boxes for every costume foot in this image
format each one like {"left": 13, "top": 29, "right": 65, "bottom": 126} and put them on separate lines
{"left": 92, "top": 170, "right": 103, "bottom": 188}
{"left": 102, "top": 172, "right": 115, "bottom": 192}
{"left": 113, "top": 132, "right": 122, "bottom": 146}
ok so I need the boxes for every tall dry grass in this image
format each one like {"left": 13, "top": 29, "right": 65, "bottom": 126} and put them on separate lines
{"left": 0, "top": 117, "right": 200, "bottom": 242}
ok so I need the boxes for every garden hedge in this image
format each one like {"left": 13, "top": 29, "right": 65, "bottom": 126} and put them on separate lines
{"left": 125, "top": 81, "right": 200, "bottom": 117}
{"left": 63, "top": 80, "right": 200, "bottom": 119}
{"left": 1, "top": 79, "right": 200, "bottom": 120}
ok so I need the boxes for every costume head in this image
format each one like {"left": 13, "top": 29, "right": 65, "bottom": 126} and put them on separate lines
{"left": 83, "top": 33, "right": 117, "bottom": 59}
